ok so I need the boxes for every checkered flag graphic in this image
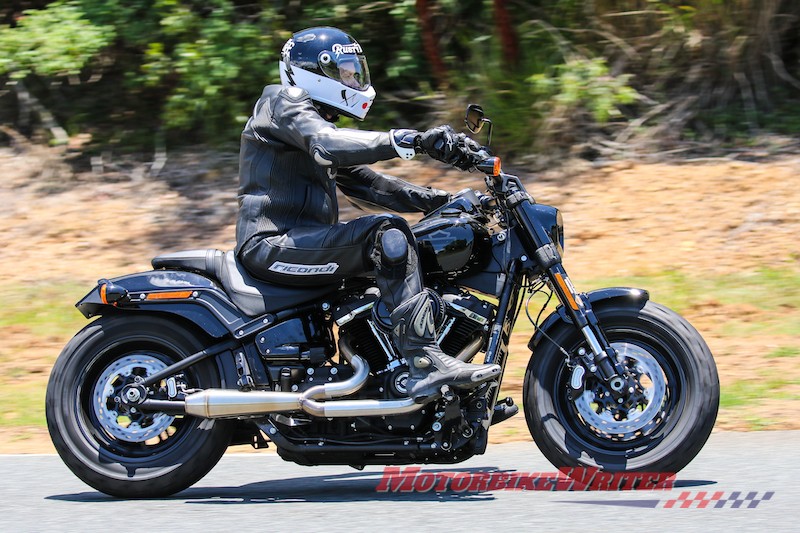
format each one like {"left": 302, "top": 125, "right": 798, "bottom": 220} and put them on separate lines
{"left": 663, "top": 491, "right": 775, "bottom": 509}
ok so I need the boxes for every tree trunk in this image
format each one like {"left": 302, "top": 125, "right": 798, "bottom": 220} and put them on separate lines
{"left": 416, "top": 0, "right": 449, "bottom": 89}
{"left": 493, "top": 0, "right": 519, "bottom": 69}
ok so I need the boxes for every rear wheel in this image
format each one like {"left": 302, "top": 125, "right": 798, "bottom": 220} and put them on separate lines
{"left": 46, "top": 315, "right": 231, "bottom": 498}
{"left": 523, "top": 300, "right": 719, "bottom": 474}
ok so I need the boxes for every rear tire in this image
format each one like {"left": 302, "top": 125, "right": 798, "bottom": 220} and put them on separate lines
{"left": 523, "top": 300, "right": 718, "bottom": 474}
{"left": 46, "top": 315, "right": 231, "bottom": 498}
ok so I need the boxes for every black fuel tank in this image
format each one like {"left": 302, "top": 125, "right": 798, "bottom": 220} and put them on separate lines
{"left": 412, "top": 211, "right": 491, "bottom": 276}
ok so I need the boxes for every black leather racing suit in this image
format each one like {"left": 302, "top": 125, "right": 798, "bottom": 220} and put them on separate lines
{"left": 235, "top": 84, "right": 450, "bottom": 286}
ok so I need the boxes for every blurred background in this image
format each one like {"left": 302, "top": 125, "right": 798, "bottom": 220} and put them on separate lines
{"left": 2, "top": 0, "right": 800, "bottom": 155}
{"left": 0, "top": 1, "right": 798, "bottom": 451}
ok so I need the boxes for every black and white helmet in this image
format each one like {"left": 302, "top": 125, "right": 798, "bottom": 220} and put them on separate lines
{"left": 279, "top": 27, "right": 375, "bottom": 120}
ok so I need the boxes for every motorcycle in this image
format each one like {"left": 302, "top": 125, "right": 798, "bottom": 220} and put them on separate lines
{"left": 46, "top": 105, "right": 719, "bottom": 498}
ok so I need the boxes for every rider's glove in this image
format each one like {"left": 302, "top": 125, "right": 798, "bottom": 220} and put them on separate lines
{"left": 449, "top": 133, "right": 482, "bottom": 171}
{"left": 460, "top": 133, "right": 482, "bottom": 154}
{"left": 390, "top": 126, "right": 481, "bottom": 171}
{"left": 418, "top": 125, "right": 465, "bottom": 167}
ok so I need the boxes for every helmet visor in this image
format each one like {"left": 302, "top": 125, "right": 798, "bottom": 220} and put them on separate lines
{"left": 319, "top": 51, "right": 371, "bottom": 91}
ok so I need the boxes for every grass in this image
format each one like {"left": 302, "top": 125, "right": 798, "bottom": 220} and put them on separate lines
{"left": 0, "top": 283, "right": 91, "bottom": 342}
{"left": 766, "top": 346, "right": 800, "bottom": 359}
{"left": 566, "top": 268, "right": 800, "bottom": 340}
{"left": 0, "top": 282, "right": 89, "bottom": 428}
{"left": 739, "top": 417, "right": 782, "bottom": 431}
{"left": 1, "top": 268, "right": 799, "bottom": 432}
{"left": 0, "top": 383, "right": 47, "bottom": 427}
{"left": 573, "top": 268, "right": 800, "bottom": 315}
{"left": 511, "top": 267, "right": 800, "bottom": 338}
{"left": 719, "top": 374, "right": 800, "bottom": 410}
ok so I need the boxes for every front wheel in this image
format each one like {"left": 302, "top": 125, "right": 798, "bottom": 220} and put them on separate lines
{"left": 523, "top": 300, "right": 719, "bottom": 474}
{"left": 46, "top": 315, "right": 231, "bottom": 498}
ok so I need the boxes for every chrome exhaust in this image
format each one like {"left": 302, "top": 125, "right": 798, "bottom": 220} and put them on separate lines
{"left": 455, "top": 335, "right": 484, "bottom": 362}
{"left": 184, "top": 389, "right": 302, "bottom": 419}
{"left": 182, "top": 338, "right": 423, "bottom": 419}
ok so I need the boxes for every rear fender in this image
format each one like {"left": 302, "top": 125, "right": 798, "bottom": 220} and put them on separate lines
{"left": 76, "top": 270, "right": 246, "bottom": 338}
{"left": 527, "top": 287, "right": 650, "bottom": 352}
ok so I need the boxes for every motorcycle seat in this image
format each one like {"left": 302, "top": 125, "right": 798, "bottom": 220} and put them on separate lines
{"left": 152, "top": 249, "right": 338, "bottom": 317}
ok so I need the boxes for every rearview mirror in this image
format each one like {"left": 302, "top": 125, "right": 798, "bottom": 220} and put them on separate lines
{"left": 464, "top": 103, "right": 493, "bottom": 146}
{"left": 465, "top": 104, "right": 485, "bottom": 133}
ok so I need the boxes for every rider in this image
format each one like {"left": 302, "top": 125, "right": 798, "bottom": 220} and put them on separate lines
{"left": 235, "top": 27, "right": 500, "bottom": 403}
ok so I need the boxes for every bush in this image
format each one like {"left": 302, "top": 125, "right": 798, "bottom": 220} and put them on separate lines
{"left": 0, "top": 1, "right": 798, "bottom": 156}
{"left": 0, "top": 2, "right": 113, "bottom": 80}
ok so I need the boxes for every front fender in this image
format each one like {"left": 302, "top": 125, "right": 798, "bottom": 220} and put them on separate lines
{"left": 76, "top": 270, "right": 246, "bottom": 338}
{"left": 527, "top": 287, "right": 649, "bottom": 352}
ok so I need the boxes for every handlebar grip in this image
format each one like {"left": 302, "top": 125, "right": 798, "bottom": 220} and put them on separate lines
{"left": 463, "top": 147, "right": 491, "bottom": 166}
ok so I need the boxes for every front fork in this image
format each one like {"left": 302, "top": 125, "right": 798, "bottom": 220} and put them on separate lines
{"left": 545, "top": 261, "right": 632, "bottom": 398}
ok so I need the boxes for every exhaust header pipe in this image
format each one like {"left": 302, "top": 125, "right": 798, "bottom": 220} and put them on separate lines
{"left": 175, "top": 338, "right": 423, "bottom": 419}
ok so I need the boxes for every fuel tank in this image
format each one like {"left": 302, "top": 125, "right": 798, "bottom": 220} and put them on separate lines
{"left": 412, "top": 210, "right": 491, "bottom": 277}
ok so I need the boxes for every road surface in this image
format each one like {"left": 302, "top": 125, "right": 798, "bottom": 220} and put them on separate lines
{"left": 1, "top": 430, "right": 797, "bottom": 532}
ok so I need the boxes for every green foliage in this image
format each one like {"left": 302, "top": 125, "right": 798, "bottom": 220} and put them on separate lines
{"left": 141, "top": 4, "right": 277, "bottom": 137}
{"left": 456, "top": 36, "right": 538, "bottom": 156}
{"left": 591, "top": 0, "right": 800, "bottom": 142}
{"left": 0, "top": 1, "right": 114, "bottom": 80}
{"left": 0, "top": 0, "right": 286, "bottom": 144}
{"left": 0, "top": 0, "right": 798, "bottom": 152}
{"left": 529, "top": 57, "right": 638, "bottom": 123}
{"left": 383, "top": 0, "right": 424, "bottom": 84}
{"left": 456, "top": 15, "right": 639, "bottom": 158}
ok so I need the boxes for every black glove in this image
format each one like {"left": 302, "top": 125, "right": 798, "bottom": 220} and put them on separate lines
{"left": 449, "top": 133, "right": 483, "bottom": 170}
{"left": 418, "top": 125, "right": 464, "bottom": 167}
{"left": 460, "top": 133, "right": 482, "bottom": 154}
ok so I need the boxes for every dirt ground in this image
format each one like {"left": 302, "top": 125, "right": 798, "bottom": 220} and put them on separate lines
{"left": 0, "top": 140, "right": 798, "bottom": 453}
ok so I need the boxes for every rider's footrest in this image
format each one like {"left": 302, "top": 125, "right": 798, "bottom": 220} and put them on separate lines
{"left": 490, "top": 398, "right": 519, "bottom": 426}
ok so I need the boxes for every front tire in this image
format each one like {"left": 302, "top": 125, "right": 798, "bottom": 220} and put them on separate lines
{"left": 46, "top": 315, "right": 231, "bottom": 498}
{"left": 523, "top": 300, "right": 719, "bottom": 474}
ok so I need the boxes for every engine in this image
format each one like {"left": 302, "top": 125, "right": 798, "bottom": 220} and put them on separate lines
{"left": 333, "top": 287, "right": 496, "bottom": 397}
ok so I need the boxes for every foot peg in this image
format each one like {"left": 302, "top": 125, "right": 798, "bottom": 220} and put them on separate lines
{"left": 411, "top": 385, "right": 454, "bottom": 405}
{"left": 471, "top": 365, "right": 501, "bottom": 383}
{"left": 490, "top": 397, "right": 519, "bottom": 426}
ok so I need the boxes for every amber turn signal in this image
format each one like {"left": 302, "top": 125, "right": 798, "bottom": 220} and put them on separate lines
{"left": 476, "top": 157, "right": 502, "bottom": 176}
{"left": 98, "top": 280, "right": 129, "bottom": 305}
{"left": 145, "top": 291, "right": 194, "bottom": 300}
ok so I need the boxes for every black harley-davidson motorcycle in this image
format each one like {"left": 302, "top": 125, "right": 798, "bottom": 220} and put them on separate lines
{"left": 46, "top": 105, "right": 719, "bottom": 498}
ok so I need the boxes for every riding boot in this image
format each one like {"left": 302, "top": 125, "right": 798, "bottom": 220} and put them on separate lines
{"left": 373, "top": 227, "right": 499, "bottom": 403}
{"left": 390, "top": 291, "right": 501, "bottom": 403}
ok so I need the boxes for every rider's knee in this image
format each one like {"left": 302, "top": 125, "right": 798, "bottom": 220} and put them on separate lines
{"left": 379, "top": 228, "right": 409, "bottom": 267}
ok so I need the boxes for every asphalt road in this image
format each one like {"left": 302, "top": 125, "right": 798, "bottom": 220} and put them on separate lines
{"left": 1, "top": 430, "right": 798, "bottom": 532}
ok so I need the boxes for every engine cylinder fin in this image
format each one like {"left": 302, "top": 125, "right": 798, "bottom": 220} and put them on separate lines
{"left": 440, "top": 317, "right": 485, "bottom": 357}
{"left": 341, "top": 320, "right": 387, "bottom": 374}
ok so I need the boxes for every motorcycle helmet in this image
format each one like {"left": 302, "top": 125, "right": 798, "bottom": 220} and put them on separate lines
{"left": 279, "top": 27, "right": 375, "bottom": 120}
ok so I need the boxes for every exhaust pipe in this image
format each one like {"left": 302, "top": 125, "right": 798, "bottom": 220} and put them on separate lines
{"left": 455, "top": 335, "right": 484, "bottom": 362}
{"left": 180, "top": 338, "right": 423, "bottom": 419}
{"left": 183, "top": 389, "right": 303, "bottom": 419}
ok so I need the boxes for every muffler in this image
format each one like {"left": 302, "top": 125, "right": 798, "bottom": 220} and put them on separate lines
{"left": 178, "top": 338, "right": 423, "bottom": 419}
